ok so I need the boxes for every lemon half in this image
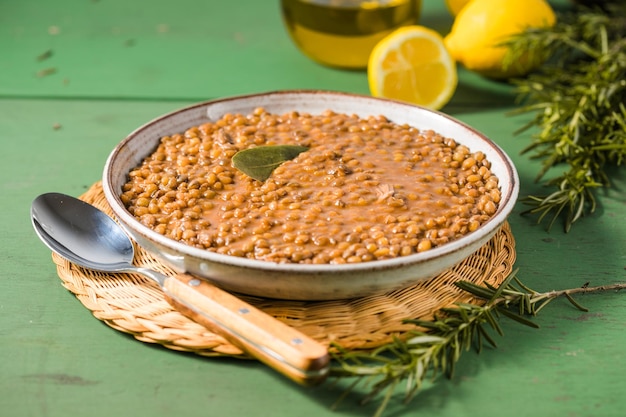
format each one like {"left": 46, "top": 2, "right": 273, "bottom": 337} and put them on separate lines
{"left": 368, "top": 25, "right": 457, "bottom": 110}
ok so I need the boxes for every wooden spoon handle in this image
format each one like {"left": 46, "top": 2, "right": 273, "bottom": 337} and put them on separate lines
{"left": 162, "top": 273, "right": 330, "bottom": 386}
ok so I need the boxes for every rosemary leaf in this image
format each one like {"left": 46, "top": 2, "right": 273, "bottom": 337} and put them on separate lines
{"left": 405, "top": 335, "right": 446, "bottom": 345}
{"left": 564, "top": 292, "right": 590, "bottom": 312}
{"left": 496, "top": 306, "right": 540, "bottom": 328}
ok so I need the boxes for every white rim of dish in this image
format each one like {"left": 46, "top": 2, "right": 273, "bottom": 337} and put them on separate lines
{"left": 103, "top": 90, "right": 519, "bottom": 273}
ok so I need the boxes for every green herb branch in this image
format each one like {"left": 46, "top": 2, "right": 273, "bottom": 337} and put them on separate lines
{"left": 503, "top": 1, "right": 626, "bottom": 231}
{"left": 329, "top": 271, "right": 626, "bottom": 417}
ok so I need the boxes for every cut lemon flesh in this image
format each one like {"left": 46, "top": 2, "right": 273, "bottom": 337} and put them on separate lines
{"left": 368, "top": 26, "right": 457, "bottom": 110}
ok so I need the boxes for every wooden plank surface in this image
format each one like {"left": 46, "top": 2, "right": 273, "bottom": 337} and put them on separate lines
{"left": 2, "top": 1, "right": 625, "bottom": 417}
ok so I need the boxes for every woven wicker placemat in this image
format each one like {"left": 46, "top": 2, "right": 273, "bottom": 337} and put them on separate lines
{"left": 51, "top": 181, "right": 516, "bottom": 358}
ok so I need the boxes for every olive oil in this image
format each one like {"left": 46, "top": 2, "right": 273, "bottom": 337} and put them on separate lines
{"left": 281, "top": 0, "right": 422, "bottom": 69}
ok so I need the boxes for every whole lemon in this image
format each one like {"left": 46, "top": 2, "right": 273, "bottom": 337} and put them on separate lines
{"left": 444, "top": 0, "right": 556, "bottom": 79}
{"left": 444, "top": 0, "right": 471, "bottom": 16}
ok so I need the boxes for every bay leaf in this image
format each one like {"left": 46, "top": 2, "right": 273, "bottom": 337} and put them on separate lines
{"left": 232, "top": 145, "right": 309, "bottom": 182}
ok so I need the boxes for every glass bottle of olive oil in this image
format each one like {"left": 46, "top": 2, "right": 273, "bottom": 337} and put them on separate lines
{"left": 281, "top": 0, "right": 422, "bottom": 69}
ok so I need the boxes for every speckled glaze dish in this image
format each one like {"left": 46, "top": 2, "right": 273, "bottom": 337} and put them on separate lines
{"left": 102, "top": 90, "right": 519, "bottom": 300}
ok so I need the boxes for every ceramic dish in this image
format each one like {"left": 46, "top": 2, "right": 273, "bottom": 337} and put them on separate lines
{"left": 102, "top": 90, "right": 519, "bottom": 300}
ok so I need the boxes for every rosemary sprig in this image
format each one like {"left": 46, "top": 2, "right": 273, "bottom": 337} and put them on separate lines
{"left": 329, "top": 271, "right": 626, "bottom": 417}
{"left": 501, "top": 2, "right": 626, "bottom": 231}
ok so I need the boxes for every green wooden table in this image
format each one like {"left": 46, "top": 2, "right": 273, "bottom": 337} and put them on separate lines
{"left": 2, "top": 1, "right": 625, "bottom": 416}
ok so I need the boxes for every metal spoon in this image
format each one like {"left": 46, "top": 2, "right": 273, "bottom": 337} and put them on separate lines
{"left": 31, "top": 192, "right": 329, "bottom": 385}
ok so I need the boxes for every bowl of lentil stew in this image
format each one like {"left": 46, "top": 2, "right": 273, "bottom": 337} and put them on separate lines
{"left": 103, "top": 90, "right": 518, "bottom": 300}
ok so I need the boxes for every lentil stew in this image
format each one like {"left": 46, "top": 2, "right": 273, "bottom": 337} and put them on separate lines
{"left": 120, "top": 108, "right": 500, "bottom": 265}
